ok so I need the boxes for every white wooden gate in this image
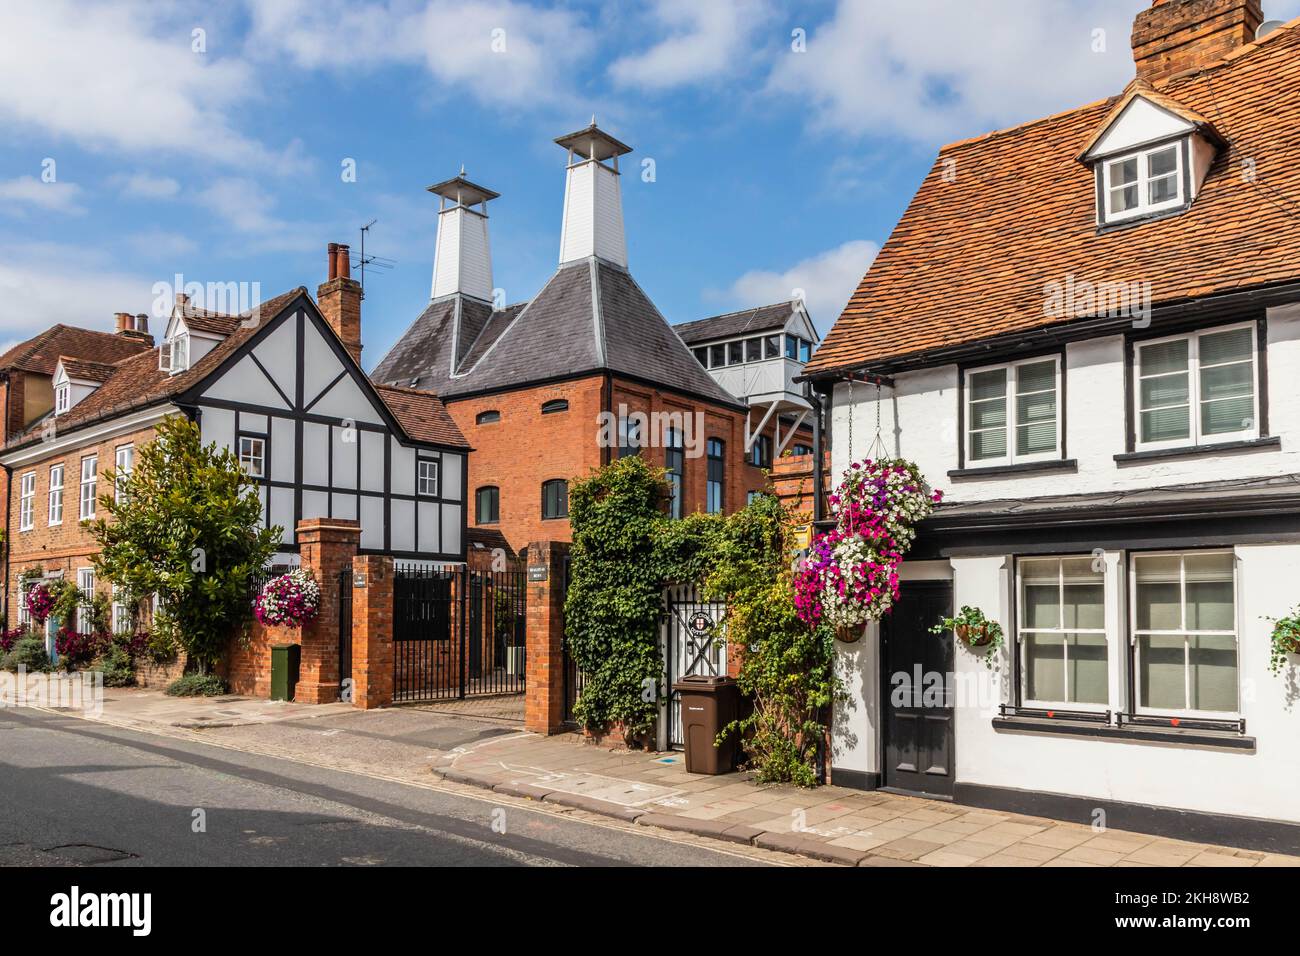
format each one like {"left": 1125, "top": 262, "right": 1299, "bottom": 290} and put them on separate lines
{"left": 660, "top": 584, "right": 727, "bottom": 750}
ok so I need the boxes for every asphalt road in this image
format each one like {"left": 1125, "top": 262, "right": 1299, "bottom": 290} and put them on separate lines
{"left": 0, "top": 708, "right": 767, "bottom": 867}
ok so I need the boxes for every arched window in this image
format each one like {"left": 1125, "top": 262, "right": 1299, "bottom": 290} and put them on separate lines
{"left": 541, "top": 479, "right": 569, "bottom": 520}
{"left": 541, "top": 399, "right": 569, "bottom": 414}
{"left": 476, "top": 486, "right": 499, "bottom": 525}
{"left": 706, "top": 438, "right": 725, "bottom": 515}
{"left": 476, "top": 410, "right": 501, "bottom": 425}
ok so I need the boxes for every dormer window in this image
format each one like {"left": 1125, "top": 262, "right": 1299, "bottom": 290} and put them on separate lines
{"left": 1102, "top": 141, "right": 1185, "bottom": 224}
{"left": 168, "top": 332, "right": 190, "bottom": 374}
{"left": 55, "top": 383, "right": 70, "bottom": 415}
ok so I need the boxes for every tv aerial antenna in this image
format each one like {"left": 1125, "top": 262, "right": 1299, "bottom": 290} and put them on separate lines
{"left": 357, "top": 219, "right": 395, "bottom": 295}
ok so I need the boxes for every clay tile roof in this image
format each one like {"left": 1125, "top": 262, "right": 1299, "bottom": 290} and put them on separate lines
{"left": 57, "top": 356, "right": 118, "bottom": 382}
{"left": 1076, "top": 78, "right": 1224, "bottom": 161}
{"left": 373, "top": 385, "right": 469, "bottom": 449}
{"left": 178, "top": 303, "right": 242, "bottom": 336}
{"left": 805, "top": 18, "right": 1300, "bottom": 377}
{"left": 0, "top": 324, "right": 152, "bottom": 376}
{"left": 5, "top": 288, "right": 308, "bottom": 449}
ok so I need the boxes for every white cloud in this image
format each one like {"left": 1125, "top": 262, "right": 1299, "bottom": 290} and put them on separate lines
{"left": 246, "top": 0, "right": 596, "bottom": 109}
{"left": 0, "top": 176, "right": 84, "bottom": 215}
{"left": 0, "top": 242, "right": 155, "bottom": 338}
{"left": 609, "top": 0, "right": 773, "bottom": 91}
{"left": 0, "top": 1, "right": 290, "bottom": 168}
{"left": 768, "top": 0, "right": 1139, "bottom": 142}
{"left": 115, "top": 173, "right": 182, "bottom": 200}
{"left": 125, "top": 229, "right": 199, "bottom": 258}
{"left": 716, "top": 239, "right": 879, "bottom": 332}
{"left": 193, "top": 177, "right": 316, "bottom": 254}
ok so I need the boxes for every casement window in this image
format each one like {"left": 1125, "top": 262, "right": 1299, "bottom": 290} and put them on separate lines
{"left": 1018, "top": 557, "right": 1109, "bottom": 709}
{"left": 1134, "top": 323, "right": 1257, "bottom": 450}
{"left": 238, "top": 436, "right": 266, "bottom": 478}
{"left": 706, "top": 438, "right": 725, "bottom": 515}
{"left": 617, "top": 414, "right": 643, "bottom": 458}
{"left": 1101, "top": 141, "right": 1184, "bottom": 224}
{"left": 708, "top": 344, "right": 725, "bottom": 368}
{"left": 542, "top": 479, "right": 568, "bottom": 520}
{"left": 48, "top": 464, "right": 63, "bottom": 525}
{"left": 168, "top": 333, "right": 189, "bottom": 373}
{"left": 1131, "top": 551, "right": 1238, "bottom": 716}
{"left": 475, "top": 410, "right": 500, "bottom": 425}
{"left": 693, "top": 347, "right": 708, "bottom": 368}
{"left": 114, "top": 444, "right": 134, "bottom": 503}
{"left": 665, "top": 428, "right": 684, "bottom": 520}
{"left": 79, "top": 455, "right": 97, "bottom": 520}
{"left": 764, "top": 335, "right": 781, "bottom": 359}
{"left": 540, "top": 399, "right": 568, "bottom": 414}
{"left": 18, "top": 472, "right": 35, "bottom": 531}
{"left": 417, "top": 459, "right": 439, "bottom": 497}
{"left": 55, "top": 384, "right": 70, "bottom": 415}
{"left": 749, "top": 434, "right": 772, "bottom": 469}
{"left": 965, "top": 357, "right": 1060, "bottom": 465}
{"left": 476, "top": 486, "right": 499, "bottom": 525}
{"left": 76, "top": 568, "right": 95, "bottom": 632}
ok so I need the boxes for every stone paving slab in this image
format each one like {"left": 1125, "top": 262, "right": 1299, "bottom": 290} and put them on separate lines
{"left": 435, "top": 729, "right": 1300, "bottom": 868}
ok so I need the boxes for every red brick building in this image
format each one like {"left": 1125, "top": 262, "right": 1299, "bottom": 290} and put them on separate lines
{"left": 373, "top": 124, "right": 814, "bottom": 552}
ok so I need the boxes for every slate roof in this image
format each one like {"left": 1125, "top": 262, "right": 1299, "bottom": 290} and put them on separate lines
{"left": 674, "top": 302, "right": 798, "bottom": 345}
{"left": 4, "top": 287, "right": 467, "bottom": 453}
{"left": 806, "top": 18, "right": 1300, "bottom": 377}
{"left": 373, "top": 259, "right": 743, "bottom": 409}
{"left": 0, "top": 325, "right": 152, "bottom": 376}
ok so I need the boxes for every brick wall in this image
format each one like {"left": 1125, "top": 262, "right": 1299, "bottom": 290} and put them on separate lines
{"left": 1132, "top": 0, "right": 1263, "bottom": 82}
{"left": 524, "top": 539, "right": 569, "bottom": 734}
{"left": 446, "top": 373, "right": 812, "bottom": 554}
{"left": 771, "top": 451, "right": 829, "bottom": 521}
{"left": 6, "top": 422, "right": 161, "bottom": 620}
{"left": 350, "top": 554, "right": 393, "bottom": 709}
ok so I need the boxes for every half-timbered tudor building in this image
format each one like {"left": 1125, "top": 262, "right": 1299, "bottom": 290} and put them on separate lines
{"left": 1, "top": 245, "right": 468, "bottom": 636}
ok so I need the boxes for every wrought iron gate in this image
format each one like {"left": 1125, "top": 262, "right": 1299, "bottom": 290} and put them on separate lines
{"left": 663, "top": 585, "right": 727, "bottom": 749}
{"left": 338, "top": 566, "right": 353, "bottom": 700}
{"left": 392, "top": 564, "right": 526, "bottom": 702}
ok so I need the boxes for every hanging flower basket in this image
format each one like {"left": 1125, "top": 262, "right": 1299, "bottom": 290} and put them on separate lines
{"left": 1266, "top": 608, "right": 1300, "bottom": 675}
{"left": 793, "top": 458, "right": 942, "bottom": 633}
{"left": 955, "top": 623, "right": 994, "bottom": 647}
{"left": 931, "top": 606, "right": 1004, "bottom": 667}
{"left": 254, "top": 569, "right": 321, "bottom": 629}
{"left": 835, "top": 624, "right": 864, "bottom": 644}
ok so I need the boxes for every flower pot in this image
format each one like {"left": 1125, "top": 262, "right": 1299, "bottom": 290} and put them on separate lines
{"left": 1282, "top": 634, "right": 1300, "bottom": 655}
{"left": 835, "top": 624, "right": 864, "bottom": 644}
{"left": 955, "top": 623, "right": 993, "bottom": 647}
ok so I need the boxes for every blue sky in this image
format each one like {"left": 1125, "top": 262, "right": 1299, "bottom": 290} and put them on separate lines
{"left": 3, "top": 0, "right": 1298, "bottom": 369}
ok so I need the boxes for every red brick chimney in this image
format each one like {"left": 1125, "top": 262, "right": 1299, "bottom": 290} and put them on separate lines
{"left": 1132, "top": 0, "right": 1264, "bottom": 83}
{"left": 317, "top": 242, "right": 363, "bottom": 364}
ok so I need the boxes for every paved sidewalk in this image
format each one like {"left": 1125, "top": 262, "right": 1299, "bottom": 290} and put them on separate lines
{"left": 435, "top": 731, "right": 1300, "bottom": 868}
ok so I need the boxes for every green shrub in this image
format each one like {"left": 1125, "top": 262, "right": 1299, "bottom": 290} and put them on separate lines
{"left": 165, "top": 673, "right": 228, "bottom": 697}
{"left": 2, "top": 635, "right": 51, "bottom": 672}
{"left": 98, "top": 644, "right": 135, "bottom": 688}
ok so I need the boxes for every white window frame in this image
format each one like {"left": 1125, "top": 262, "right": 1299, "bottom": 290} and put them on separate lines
{"left": 18, "top": 472, "right": 35, "bottom": 532}
{"left": 417, "top": 459, "right": 439, "bottom": 497}
{"left": 114, "top": 444, "right": 134, "bottom": 503}
{"left": 79, "top": 455, "right": 97, "bottom": 521}
{"left": 48, "top": 464, "right": 64, "bottom": 525}
{"left": 1017, "top": 556, "right": 1111, "bottom": 712}
{"left": 1101, "top": 140, "right": 1185, "bottom": 224}
{"left": 18, "top": 580, "right": 31, "bottom": 626}
{"left": 169, "top": 333, "right": 189, "bottom": 374}
{"left": 1129, "top": 549, "right": 1239, "bottom": 719}
{"left": 238, "top": 435, "right": 265, "bottom": 478}
{"left": 76, "top": 568, "right": 95, "bottom": 633}
{"left": 964, "top": 355, "right": 1061, "bottom": 467}
{"left": 55, "top": 383, "right": 70, "bottom": 415}
{"left": 112, "top": 586, "right": 130, "bottom": 635}
{"left": 1133, "top": 322, "right": 1258, "bottom": 452}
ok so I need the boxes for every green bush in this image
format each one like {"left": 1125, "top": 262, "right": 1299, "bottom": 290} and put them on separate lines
{"left": 98, "top": 644, "right": 135, "bottom": 688}
{"left": 2, "top": 635, "right": 51, "bottom": 672}
{"left": 165, "top": 673, "right": 228, "bottom": 697}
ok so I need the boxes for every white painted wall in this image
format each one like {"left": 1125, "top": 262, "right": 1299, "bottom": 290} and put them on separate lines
{"left": 432, "top": 205, "right": 494, "bottom": 302}
{"left": 1088, "top": 97, "right": 1192, "bottom": 158}
{"left": 830, "top": 303, "right": 1300, "bottom": 501}
{"left": 559, "top": 160, "right": 627, "bottom": 267}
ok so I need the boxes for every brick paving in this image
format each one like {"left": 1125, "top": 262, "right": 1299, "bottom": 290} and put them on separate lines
{"left": 436, "top": 730, "right": 1300, "bottom": 868}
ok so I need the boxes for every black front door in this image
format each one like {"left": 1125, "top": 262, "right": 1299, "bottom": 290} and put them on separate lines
{"left": 881, "top": 581, "right": 955, "bottom": 797}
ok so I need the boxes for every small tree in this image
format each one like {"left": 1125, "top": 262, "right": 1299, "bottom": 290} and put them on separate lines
{"left": 89, "top": 416, "right": 281, "bottom": 673}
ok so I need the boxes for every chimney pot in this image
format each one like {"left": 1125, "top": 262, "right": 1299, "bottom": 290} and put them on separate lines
{"left": 327, "top": 242, "right": 339, "bottom": 281}
{"left": 114, "top": 312, "right": 130, "bottom": 333}
{"left": 135, "top": 313, "right": 149, "bottom": 334}
{"left": 318, "top": 241, "right": 362, "bottom": 364}
{"left": 337, "top": 244, "right": 351, "bottom": 280}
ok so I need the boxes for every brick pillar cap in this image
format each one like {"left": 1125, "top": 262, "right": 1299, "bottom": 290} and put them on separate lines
{"left": 296, "top": 518, "right": 362, "bottom": 538}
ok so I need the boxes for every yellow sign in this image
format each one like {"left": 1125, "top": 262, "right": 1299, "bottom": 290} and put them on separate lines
{"left": 791, "top": 525, "right": 811, "bottom": 550}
